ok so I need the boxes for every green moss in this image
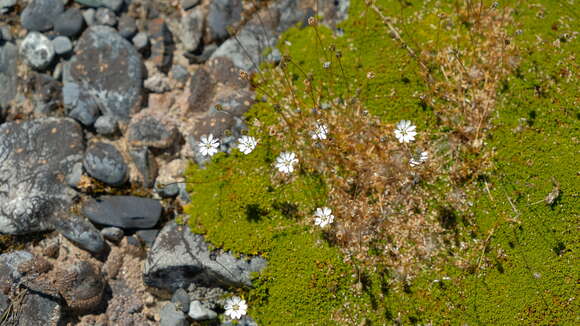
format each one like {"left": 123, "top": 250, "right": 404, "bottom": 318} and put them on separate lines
{"left": 184, "top": 0, "right": 577, "bottom": 324}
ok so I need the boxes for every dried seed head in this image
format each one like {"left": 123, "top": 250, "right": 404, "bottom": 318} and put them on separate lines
{"left": 367, "top": 72, "right": 376, "bottom": 79}
{"left": 335, "top": 51, "right": 342, "bottom": 58}
{"left": 215, "top": 104, "right": 224, "bottom": 111}
{"left": 239, "top": 71, "right": 249, "bottom": 80}
{"left": 308, "top": 16, "right": 317, "bottom": 26}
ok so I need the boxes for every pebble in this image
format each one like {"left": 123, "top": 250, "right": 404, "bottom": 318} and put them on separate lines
{"left": 0, "top": 42, "right": 17, "bottom": 109}
{"left": 181, "top": 0, "right": 199, "bottom": 10}
{"left": 20, "top": 32, "right": 55, "bottom": 70}
{"left": 135, "top": 229, "right": 159, "bottom": 247}
{"left": 171, "top": 289, "right": 190, "bottom": 313}
{"left": 170, "top": 64, "right": 189, "bottom": 85}
{"left": 127, "top": 114, "right": 178, "bottom": 149}
{"left": 144, "top": 74, "right": 171, "bottom": 93}
{"left": 160, "top": 303, "right": 188, "bottom": 326}
{"left": 181, "top": 7, "right": 204, "bottom": 52}
{"left": 132, "top": 31, "right": 149, "bottom": 51}
{"left": 94, "top": 114, "right": 118, "bottom": 135}
{"left": 83, "top": 142, "right": 128, "bottom": 186}
{"left": 0, "top": 26, "right": 13, "bottom": 42}
{"left": 82, "top": 196, "right": 162, "bottom": 229}
{"left": 65, "top": 162, "right": 83, "bottom": 188}
{"left": 207, "top": 0, "right": 242, "bottom": 41}
{"left": 82, "top": 8, "right": 97, "bottom": 26}
{"left": 20, "top": 0, "right": 64, "bottom": 32}
{"left": 52, "top": 213, "right": 106, "bottom": 255}
{"left": 101, "top": 227, "right": 124, "bottom": 243}
{"left": 62, "top": 82, "right": 100, "bottom": 126}
{"left": 188, "top": 301, "right": 217, "bottom": 321}
{"left": 54, "top": 8, "right": 85, "bottom": 37}
{"left": 129, "top": 146, "right": 157, "bottom": 188}
{"left": 118, "top": 15, "right": 137, "bottom": 39}
{"left": 95, "top": 7, "right": 117, "bottom": 26}
{"left": 52, "top": 36, "right": 73, "bottom": 55}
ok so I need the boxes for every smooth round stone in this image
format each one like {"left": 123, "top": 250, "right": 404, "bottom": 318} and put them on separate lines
{"left": 101, "top": 227, "right": 124, "bottom": 242}
{"left": 82, "top": 196, "right": 162, "bottom": 230}
{"left": 52, "top": 36, "right": 73, "bottom": 55}
{"left": 20, "top": 0, "right": 64, "bottom": 32}
{"left": 20, "top": 32, "right": 55, "bottom": 70}
{"left": 132, "top": 31, "right": 149, "bottom": 51}
{"left": 54, "top": 8, "right": 85, "bottom": 37}
{"left": 83, "top": 142, "right": 128, "bottom": 186}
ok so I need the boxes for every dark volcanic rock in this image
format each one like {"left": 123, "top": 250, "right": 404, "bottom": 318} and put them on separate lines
{"left": 20, "top": 0, "right": 64, "bottom": 32}
{"left": 0, "top": 118, "right": 84, "bottom": 234}
{"left": 0, "top": 42, "right": 18, "bottom": 110}
{"left": 63, "top": 82, "right": 100, "bottom": 126}
{"left": 127, "top": 115, "right": 178, "bottom": 149}
{"left": 52, "top": 213, "right": 105, "bottom": 254}
{"left": 64, "top": 26, "right": 143, "bottom": 122}
{"left": 188, "top": 67, "right": 215, "bottom": 113}
{"left": 54, "top": 8, "right": 85, "bottom": 37}
{"left": 143, "top": 221, "right": 266, "bottom": 291}
{"left": 82, "top": 196, "right": 162, "bottom": 229}
{"left": 207, "top": 0, "right": 242, "bottom": 41}
{"left": 83, "top": 142, "right": 128, "bottom": 186}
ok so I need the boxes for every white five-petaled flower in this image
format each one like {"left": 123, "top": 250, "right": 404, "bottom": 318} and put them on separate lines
{"left": 410, "top": 151, "right": 429, "bottom": 167}
{"left": 237, "top": 135, "right": 258, "bottom": 155}
{"left": 198, "top": 134, "right": 220, "bottom": 157}
{"left": 394, "top": 120, "right": 417, "bottom": 143}
{"left": 275, "top": 151, "right": 298, "bottom": 174}
{"left": 224, "top": 296, "right": 247, "bottom": 320}
{"left": 311, "top": 122, "right": 329, "bottom": 140}
{"left": 314, "top": 207, "right": 334, "bottom": 228}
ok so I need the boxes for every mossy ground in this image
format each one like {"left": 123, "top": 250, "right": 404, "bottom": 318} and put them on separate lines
{"left": 185, "top": 0, "right": 578, "bottom": 324}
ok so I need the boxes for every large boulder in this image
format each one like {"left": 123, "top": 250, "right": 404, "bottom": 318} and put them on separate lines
{"left": 0, "top": 118, "right": 84, "bottom": 234}
{"left": 63, "top": 26, "right": 143, "bottom": 123}
{"left": 143, "top": 221, "right": 266, "bottom": 292}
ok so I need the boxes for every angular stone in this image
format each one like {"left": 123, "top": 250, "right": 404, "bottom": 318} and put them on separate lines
{"left": 20, "top": 0, "right": 64, "bottom": 32}
{"left": 62, "top": 82, "right": 100, "bottom": 126}
{"left": 160, "top": 302, "right": 188, "bottom": 326}
{"left": 147, "top": 18, "right": 174, "bottom": 72}
{"left": 94, "top": 114, "right": 118, "bottom": 135}
{"left": 181, "top": 7, "right": 204, "bottom": 52}
{"left": 95, "top": 7, "right": 117, "bottom": 26}
{"left": 129, "top": 146, "right": 157, "bottom": 188}
{"left": 143, "top": 221, "right": 267, "bottom": 291}
{"left": 127, "top": 115, "right": 178, "bottom": 149}
{"left": 171, "top": 288, "right": 190, "bottom": 313}
{"left": 0, "top": 118, "right": 84, "bottom": 234}
{"left": 188, "top": 67, "right": 215, "bottom": 113}
{"left": 207, "top": 0, "right": 241, "bottom": 41}
{"left": 82, "top": 196, "right": 162, "bottom": 229}
{"left": 83, "top": 142, "right": 128, "bottom": 186}
{"left": 64, "top": 26, "right": 143, "bottom": 122}
{"left": 118, "top": 15, "right": 137, "bottom": 39}
{"left": 0, "top": 42, "right": 18, "bottom": 110}
{"left": 52, "top": 213, "right": 105, "bottom": 254}
{"left": 188, "top": 300, "right": 217, "bottom": 320}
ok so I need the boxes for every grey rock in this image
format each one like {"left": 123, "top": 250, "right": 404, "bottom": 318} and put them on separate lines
{"left": 82, "top": 8, "right": 97, "bottom": 26}
{"left": 184, "top": 43, "right": 217, "bottom": 64}
{"left": 65, "top": 162, "right": 83, "bottom": 188}
{"left": 30, "top": 73, "right": 62, "bottom": 115}
{"left": 52, "top": 213, "right": 106, "bottom": 254}
{"left": 207, "top": 0, "right": 241, "bottom": 41}
{"left": 129, "top": 146, "right": 157, "bottom": 188}
{"left": 82, "top": 195, "right": 162, "bottom": 229}
{"left": 0, "top": 118, "right": 84, "bottom": 234}
{"left": 188, "top": 300, "right": 217, "bottom": 320}
{"left": 170, "top": 64, "right": 189, "bottom": 85}
{"left": 127, "top": 115, "right": 178, "bottom": 149}
{"left": 147, "top": 18, "right": 173, "bottom": 72}
{"left": 181, "top": 0, "right": 199, "bottom": 10}
{"left": 155, "top": 182, "right": 180, "bottom": 198}
{"left": 143, "top": 221, "right": 267, "bottom": 291}
{"left": 75, "top": 0, "right": 123, "bottom": 12}
{"left": 181, "top": 7, "right": 203, "bottom": 52}
{"left": 187, "top": 67, "right": 214, "bottom": 113}
{"left": 59, "top": 261, "right": 105, "bottom": 313}
{"left": 54, "top": 8, "right": 85, "bottom": 37}
{"left": 160, "top": 302, "right": 187, "bottom": 326}
{"left": 20, "top": 32, "right": 55, "bottom": 70}
{"left": 52, "top": 36, "right": 73, "bottom": 55}
{"left": 118, "top": 15, "right": 137, "bottom": 39}
{"left": 95, "top": 7, "right": 117, "bottom": 26}
{"left": 0, "top": 251, "right": 34, "bottom": 284}
{"left": 64, "top": 26, "right": 143, "bottom": 122}
{"left": 62, "top": 82, "right": 100, "bottom": 126}
{"left": 132, "top": 31, "right": 149, "bottom": 51}
{"left": 83, "top": 142, "right": 128, "bottom": 186}
{"left": 136, "top": 229, "right": 159, "bottom": 247}
{"left": 18, "top": 289, "right": 63, "bottom": 325}
{"left": 21, "top": 0, "right": 64, "bottom": 32}
{"left": 171, "top": 288, "right": 190, "bottom": 313}
{"left": 101, "top": 226, "right": 124, "bottom": 242}
{"left": 0, "top": 42, "right": 18, "bottom": 110}
{"left": 94, "top": 115, "right": 118, "bottom": 135}
{"left": 0, "top": 293, "right": 8, "bottom": 316}
{"left": 0, "top": 26, "right": 13, "bottom": 41}
{"left": 0, "top": 0, "right": 15, "bottom": 14}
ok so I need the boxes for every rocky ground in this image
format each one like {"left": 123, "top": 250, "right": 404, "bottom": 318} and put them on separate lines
{"left": 0, "top": 0, "right": 347, "bottom": 324}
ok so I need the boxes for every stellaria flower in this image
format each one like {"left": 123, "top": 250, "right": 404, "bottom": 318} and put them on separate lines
{"left": 198, "top": 134, "right": 220, "bottom": 157}
{"left": 224, "top": 296, "right": 247, "bottom": 320}
{"left": 409, "top": 151, "right": 429, "bottom": 167}
{"left": 311, "top": 122, "right": 329, "bottom": 140}
{"left": 394, "top": 120, "right": 417, "bottom": 143}
{"left": 314, "top": 207, "right": 334, "bottom": 228}
{"left": 323, "top": 61, "right": 331, "bottom": 69}
{"left": 275, "top": 151, "right": 298, "bottom": 174}
{"left": 237, "top": 135, "right": 258, "bottom": 155}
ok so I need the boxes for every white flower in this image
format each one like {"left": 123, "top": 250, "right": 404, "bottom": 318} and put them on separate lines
{"left": 314, "top": 207, "right": 334, "bottom": 228}
{"left": 311, "top": 122, "right": 329, "bottom": 140}
{"left": 198, "top": 134, "right": 220, "bottom": 157}
{"left": 224, "top": 296, "right": 247, "bottom": 320}
{"left": 275, "top": 151, "right": 298, "bottom": 174}
{"left": 409, "top": 151, "right": 428, "bottom": 167}
{"left": 237, "top": 135, "right": 258, "bottom": 155}
{"left": 323, "top": 61, "right": 331, "bottom": 69}
{"left": 394, "top": 120, "right": 417, "bottom": 143}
